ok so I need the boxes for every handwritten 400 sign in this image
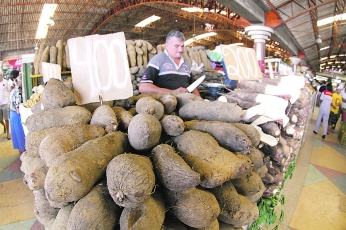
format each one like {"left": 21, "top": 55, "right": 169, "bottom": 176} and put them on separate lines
{"left": 220, "top": 45, "right": 262, "bottom": 80}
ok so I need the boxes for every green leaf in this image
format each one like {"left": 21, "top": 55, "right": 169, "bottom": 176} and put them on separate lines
{"left": 280, "top": 210, "right": 285, "bottom": 222}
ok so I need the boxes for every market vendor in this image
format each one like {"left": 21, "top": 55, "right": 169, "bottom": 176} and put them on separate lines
{"left": 138, "top": 30, "right": 200, "bottom": 96}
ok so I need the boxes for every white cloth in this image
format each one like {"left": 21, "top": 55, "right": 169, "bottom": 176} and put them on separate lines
{"left": 0, "top": 79, "right": 10, "bottom": 105}
{"left": 341, "top": 91, "right": 346, "bottom": 109}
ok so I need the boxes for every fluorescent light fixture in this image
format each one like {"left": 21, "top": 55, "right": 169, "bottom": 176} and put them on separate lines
{"left": 320, "top": 63, "right": 326, "bottom": 66}
{"left": 330, "top": 55, "right": 336, "bottom": 58}
{"left": 317, "top": 13, "right": 346, "bottom": 27}
{"left": 320, "top": 46, "right": 329, "bottom": 51}
{"left": 135, "top": 15, "right": 161, "bottom": 27}
{"left": 320, "top": 57, "right": 328, "bottom": 60}
{"left": 35, "top": 3, "right": 58, "bottom": 39}
{"left": 181, "top": 7, "right": 205, "bottom": 13}
{"left": 315, "top": 35, "right": 322, "bottom": 44}
{"left": 184, "top": 32, "right": 217, "bottom": 46}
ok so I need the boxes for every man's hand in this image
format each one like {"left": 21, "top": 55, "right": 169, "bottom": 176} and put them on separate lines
{"left": 174, "top": 87, "right": 188, "bottom": 93}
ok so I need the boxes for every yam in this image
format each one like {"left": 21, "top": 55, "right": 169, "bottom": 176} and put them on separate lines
{"left": 112, "top": 106, "right": 133, "bottom": 131}
{"left": 26, "top": 106, "right": 91, "bottom": 133}
{"left": 81, "top": 100, "right": 114, "bottom": 113}
{"left": 247, "top": 147, "right": 264, "bottom": 170}
{"left": 179, "top": 101, "right": 244, "bottom": 123}
{"left": 164, "top": 187, "right": 220, "bottom": 228}
{"left": 39, "top": 124, "right": 105, "bottom": 167}
{"left": 90, "top": 105, "right": 118, "bottom": 133}
{"left": 184, "top": 120, "right": 252, "bottom": 153}
{"left": 259, "top": 121, "right": 281, "bottom": 137}
{"left": 56, "top": 40, "right": 63, "bottom": 68}
{"left": 151, "top": 93, "right": 177, "bottom": 114}
{"left": 127, "top": 43, "right": 136, "bottom": 67}
{"left": 231, "top": 171, "right": 266, "bottom": 203}
{"left": 218, "top": 195, "right": 259, "bottom": 227}
{"left": 141, "top": 41, "right": 148, "bottom": 67}
{"left": 173, "top": 130, "right": 251, "bottom": 188}
{"left": 50, "top": 203, "right": 74, "bottom": 230}
{"left": 21, "top": 156, "right": 47, "bottom": 191}
{"left": 67, "top": 180, "right": 121, "bottom": 230}
{"left": 33, "top": 189, "right": 60, "bottom": 226}
{"left": 161, "top": 211, "right": 187, "bottom": 229}
{"left": 208, "top": 180, "right": 241, "bottom": 212}
{"left": 128, "top": 113, "right": 162, "bottom": 151}
{"left": 65, "top": 43, "right": 70, "bottom": 69}
{"left": 232, "top": 123, "right": 261, "bottom": 147}
{"left": 62, "top": 43, "right": 67, "bottom": 71}
{"left": 223, "top": 94, "right": 259, "bottom": 109}
{"left": 34, "top": 43, "right": 47, "bottom": 74}
{"left": 106, "top": 153, "right": 156, "bottom": 209}
{"left": 219, "top": 221, "right": 243, "bottom": 230}
{"left": 40, "top": 78, "right": 76, "bottom": 110}
{"left": 175, "top": 92, "right": 203, "bottom": 110}
{"left": 49, "top": 46, "right": 58, "bottom": 64}
{"left": 136, "top": 96, "right": 164, "bottom": 120}
{"left": 151, "top": 144, "right": 200, "bottom": 191}
{"left": 39, "top": 46, "right": 50, "bottom": 74}
{"left": 119, "top": 192, "right": 165, "bottom": 230}
{"left": 161, "top": 115, "right": 185, "bottom": 137}
{"left": 44, "top": 131, "right": 130, "bottom": 207}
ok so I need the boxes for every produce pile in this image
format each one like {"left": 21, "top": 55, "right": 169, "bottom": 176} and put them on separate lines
{"left": 20, "top": 73, "right": 312, "bottom": 229}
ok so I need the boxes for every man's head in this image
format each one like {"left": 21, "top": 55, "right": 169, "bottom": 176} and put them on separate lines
{"left": 9, "top": 69, "right": 19, "bottom": 81}
{"left": 165, "top": 30, "right": 185, "bottom": 60}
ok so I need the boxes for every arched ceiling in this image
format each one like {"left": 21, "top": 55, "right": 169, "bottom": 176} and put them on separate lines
{"left": 0, "top": 0, "right": 345, "bottom": 74}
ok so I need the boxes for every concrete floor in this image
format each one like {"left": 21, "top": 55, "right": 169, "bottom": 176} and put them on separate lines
{"left": 0, "top": 107, "right": 345, "bottom": 230}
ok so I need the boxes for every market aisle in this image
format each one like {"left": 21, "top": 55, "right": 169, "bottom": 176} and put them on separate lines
{"left": 0, "top": 107, "right": 345, "bottom": 230}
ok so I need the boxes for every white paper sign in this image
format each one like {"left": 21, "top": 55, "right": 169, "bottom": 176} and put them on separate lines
{"left": 220, "top": 45, "right": 262, "bottom": 80}
{"left": 68, "top": 32, "right": 133, "bottom": 105}
{"left": 42, "top": 62, "right": 62, "bottom": 83}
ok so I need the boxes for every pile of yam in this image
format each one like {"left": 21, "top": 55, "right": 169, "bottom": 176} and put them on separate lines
{"left": 20, "top": 75, "right": 313, "bottom": 229}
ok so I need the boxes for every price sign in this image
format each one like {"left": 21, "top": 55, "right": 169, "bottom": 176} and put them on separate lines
{"left": 220, "top": 45, "right": 262, "bottom": 80}
{"left": 68, "top": 32, "right": 133, "bottom": 105}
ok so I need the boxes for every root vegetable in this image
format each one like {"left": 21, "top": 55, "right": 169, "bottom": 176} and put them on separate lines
{"left": 50, "top": 203, "right": 74, "bottom": 230}
{"left": 184, "top": 120, "right": 252, "bottom": 153}
{"left": 44, "top": 132, "right": 130, "bottom": 207}
{"left": 67, "top": 180, "right": 121, "bottom": 230}
{"left": 49, "top": 46, "right": 57, "bottom": 64}
{"left": 40, "top": 78, "right": 76, "bottom": 110}
{"left": 136, "top": 96, "right": 164, "bottom": 120}
{"left": 151, "top": 144, "right": 200, "bottom": 191}
{"left": 39, "top": 124, "right": 105, "bottom": 167}
{"left": 119, "top": 192, "right": 165, "bottom": 230}
{"left": 128, "top": 113, "right": 162, "bottom": 151}
{"left": 106, "top": 153, "right": 156, "bottom": 209}
{"left": 219, "top": 221, "right": 244, "bottom": 229}
{"left": 218, "top": 194, "right": 259, "bottom": 227}
{"left": 179, "top": 101, "right": 244, "bottom": 123}
{"left": 232, "top": 123, "right": 261, "bottom": 147}
{"left": 112, "top": 106, "right": 133, "bottom": 131}
{"left": 161, "top": 115, "right": 185, "bottom": 136}
{"left": 259, "top": 121, "right": 281, "bottom": 137}
{"left": 90, "top": 105, "right": 118, "bottom": 133}
{"left": 174, "top": 93, "right": 203, "bottom": 110}
{"left": 247, "top": 147, "right": 264, "bottom": 170}
{"left": 151, "top": 93, "right": 177, "bottom": 114}
{"left": 33, "top": 189, "right": 60, "bottom": 226}
{"left": 26, "top": 106, "right": 91, "bottom": 132}
{"left": 209, "top": 180, "right": 240, "bottom": 212}
{"left": 21, "top": 156, "right": 47, "bottom": 190}
{"left": 56, "top": 40, "right": 63, "bottom": 68}
{"left": 164, "top": 187, "right": 220, "bottom": 228}
{"left": 174, "top": 130, "right": 251, "bottom": 188}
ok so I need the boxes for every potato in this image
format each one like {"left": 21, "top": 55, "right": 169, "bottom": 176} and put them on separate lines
{"left": 179, "top": 101, "right": 244, "bottom": 123}
{"left": 39, "top": 124, "right": 105, "bottom": 167}
{"left": 44, "top": 132, "right": 130, "bottom": 207}
{"left": 128, "top": 113, "right": 162, "bottom": 151}
{"left": 67, "top": 180, "right": 121, "bottom": 230}
{"left": 40, "top": 78, "right": 76, "bottom": 110}
{"left": 26, "top": 106, "right": 91, "bottom": 133}
{"left": 106, "top": 153, "right": 156, "bottom": 209}
{"left": 151, "top": 144, "right": 200, "bottom": 191}
{"left": 119, "top": 192, "right": 165, "bottom": 230}
{"left": 174, "top": 130, "right": 251, "bottom": 188}
{"left": 184, "top": 120, "right": 252, "bottom": 153}
{"left": 164, "top": 187, "right": 220, "bottom": 228}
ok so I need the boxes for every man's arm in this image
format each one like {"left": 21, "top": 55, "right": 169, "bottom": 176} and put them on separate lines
{"left": 139, "top": 82, "right": 188, "bottom": 94}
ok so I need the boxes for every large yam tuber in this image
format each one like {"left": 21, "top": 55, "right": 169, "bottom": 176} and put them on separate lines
{"left": 151, "top": 144, "right": 200, "bottom": 191}
{"left": 208, "top": 180, "right": 241, "bottom": 212}
{"left": 112, "top": 106, "right": 133, "bottom": 132}
{"left": 40, "top": 78, "right": 76, "bottom": 110}
{"left": 175, "top": 92, "right": 203, "bottom": 110}
{"left": 136, "top": 96, "right": 164, "bottom": 120}
{"left": 174, "top": 130, "right": 251, "bottom": 188}
{"left": 232, "top": 123, "right": 261, "bottom": 147}
{"left": 21, "top": 156, "right": 48, "bottom": 190}
{"left": 119, "top": 192, "right": 165, "bottom": 230}
{"left": 49, "top": 46, "right": 57, "bottom": 64}
{"left": 179, "top": 101, "right": 244, "bottom": 123}
{"left": 56, "top": 40, "right": 63, "bottom": 68}
{"left": 106, "top": 153, "right": 156, "bottom": 209}
{"left": 44, "top": 132, "right": 130, "bottom": 207}
{"left": 33, "top": 189, "right": 60, "bottom": 226}
{"left": 67, "top": 180, "right": 121, "bottom": 230}
{"left": 39, "top": 124, "right": 105, "bottom": 167}
{"left": 50, "top": 203, "right": 74, "bottom": 230}
{"left": 185, "top": 120, "right": 252, "bottom": 153}
{"left": 90, "top": 105, "right": 118, "bottom": 133}
{"left": 25, "top": 106, "right": 91, "bottom": 132}
{"left": 218, "top": 194, "right": 259, "bottom": 227}
{"left": 164, "top": 187, "right": 220, "bottom": 228}
{"left": 128, "top": 113, "right": 162, "bottom": 151}
{"left": 151, "top": 93, "right": 177, "bottom": 114}
{"left": 161, "top": 115, "right": 185, "bottom": 137}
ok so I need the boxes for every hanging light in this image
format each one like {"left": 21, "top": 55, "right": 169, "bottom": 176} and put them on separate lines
{"left": 315, "top": 35, "right": 322, "bottom": 44}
